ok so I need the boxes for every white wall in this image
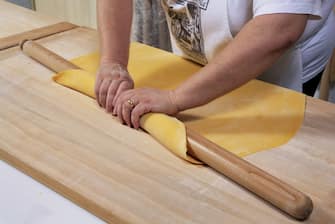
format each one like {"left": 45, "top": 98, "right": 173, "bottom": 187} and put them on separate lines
{"left": 34, "top": 0, "right": 97, "bottom": 28}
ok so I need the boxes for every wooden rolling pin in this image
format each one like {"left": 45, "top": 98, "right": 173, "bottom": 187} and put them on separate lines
{"left": 21, "top": 40, "right": 313, "bottom": 220}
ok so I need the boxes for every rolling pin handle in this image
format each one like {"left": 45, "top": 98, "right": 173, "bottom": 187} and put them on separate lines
{"left": 20, "top": 40, "right": 80, "bottom": 72}
{"left": 186, "top": 127, "right": 313, "bottom": 220}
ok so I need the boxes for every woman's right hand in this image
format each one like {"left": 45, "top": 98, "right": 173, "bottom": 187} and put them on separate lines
{"left": 95, "top": 62, "right": 134, "bottom": 113}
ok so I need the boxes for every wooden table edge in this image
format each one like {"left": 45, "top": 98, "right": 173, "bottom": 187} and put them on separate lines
{"left": 0, "top": 22, "right": 78, "bottom": 51}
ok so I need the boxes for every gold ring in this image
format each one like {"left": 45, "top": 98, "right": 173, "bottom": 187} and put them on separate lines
{"left": 127, "top": 99, "right": 135, "bottom": 107}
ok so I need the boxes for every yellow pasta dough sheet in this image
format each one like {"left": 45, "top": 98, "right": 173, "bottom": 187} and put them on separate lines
{"left": 53, "top": 42, "right": 305, "bottom": 163}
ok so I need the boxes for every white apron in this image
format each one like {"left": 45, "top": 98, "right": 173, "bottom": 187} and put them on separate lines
{"left": 161, "top": 0, "right": 303, "bottom": 91}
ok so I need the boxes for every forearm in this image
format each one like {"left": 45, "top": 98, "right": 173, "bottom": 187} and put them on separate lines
{"left": 97, "top": 0, "right": 133, "bottom": 66}
{"left": 172, "top": 14, "right": 308, "bottom": 111}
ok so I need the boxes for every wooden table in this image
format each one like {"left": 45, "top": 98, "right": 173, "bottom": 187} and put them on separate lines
{"left": 1, "top": 2, "right": 334, "bottom": 224}
{"left": 0, "top": 2, "right": 103, "bottom": 223}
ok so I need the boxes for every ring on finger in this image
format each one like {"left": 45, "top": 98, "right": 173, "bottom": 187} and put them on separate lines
{"left": 127, "top": 99, "right": 135, "bottom": 108}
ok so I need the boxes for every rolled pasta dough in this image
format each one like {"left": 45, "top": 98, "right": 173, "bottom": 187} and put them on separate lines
{"left": 53, "top": 42, "right": 305, "bottom": 163}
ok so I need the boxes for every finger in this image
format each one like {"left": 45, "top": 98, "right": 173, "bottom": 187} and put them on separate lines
{"left": 112, "top": 103, "right": 118, "bottom": 116}
{"left": 112, "top": 97, "right": 120, "bottom": 115}
{"left": 105, "top": 78, "right": 124, "bottom": 112}
{"left": 99, "top": 79, "right": 112, "bottom": 108}
{"left": 111, "top": 81, "right": 126, "bottom": 109}
{"left": 113, "top": 93, "right": 124, "bottom": 122}
{"left": 117, "top": 100, "right": 124, "bottom": 123}
{"left": 122, "top": 100, "right": 135, "bottom": 127}
{"left": 112, "top": 88, "right": 133, "bottom": 114}
{"left": 94, "top": 78, "right": 103, "bottom": 104}
{"left": 131, "top": 103, "right": 151, "bottom": 129}
{"left": 113, "top": 80, "right": 134, "bottom": 106}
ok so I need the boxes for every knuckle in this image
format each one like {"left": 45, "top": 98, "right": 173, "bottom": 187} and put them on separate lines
{"left": 106, "top": 97, "right": 112, "bottom": 105}
{"left": 98, "top": 72, "right": 109, "bottom": 79}
{"left": 100, "top": 94, "right": 106, "bottom": 100}
{"left": 141, "top": 104, "right": 150, "bottom": 113}
{"left": 100, "top": 89, "right": 108, "bottom": 95}
{"left": 110, "top": 73, "right": 121, "bottom": 79}
{"left": 143, "top": 99, "right": 151, "bottom": 104}
{"left": 107, "top": 86, "right": 116, "bottom": 94}
{"left": 120, "top": 76, "right": 133, "bottom": 84}
{"left": 107, "top": 93, "right": 115, "bottom": 101}
{"left": 101, "top": 86, "right": 110, "bottom": 95}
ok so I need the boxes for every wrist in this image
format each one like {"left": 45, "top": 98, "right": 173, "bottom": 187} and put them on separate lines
{"left": 168, "top": 89, "right": 184, "bottom": 113}
{"left": 100, "top": 57, "right": 128, "bottom": 69}
{"left": 99, "top": 60, "right": 129, "bottom": 74}
{"left": 170, "top": 87, "right": 205, "bottom": 112}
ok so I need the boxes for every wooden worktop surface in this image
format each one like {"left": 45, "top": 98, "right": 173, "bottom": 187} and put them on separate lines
{"left": 0, "top": 0, "right": 61, "bottom": 38}
{"left": 0, "top": 2, "right": 334, "bottom": 224}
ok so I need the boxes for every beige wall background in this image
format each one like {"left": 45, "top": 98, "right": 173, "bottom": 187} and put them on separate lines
{"left": 34, "top": 0, "right": 97, "bottom": 28}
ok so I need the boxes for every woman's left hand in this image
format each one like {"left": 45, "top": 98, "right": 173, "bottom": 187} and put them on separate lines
{"left": 113, "top": 88, "right": 179, "bottom": 129}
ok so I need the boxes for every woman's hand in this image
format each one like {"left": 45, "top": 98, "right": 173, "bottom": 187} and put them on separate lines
{"left": 95, "top": 63, "right": 134, "bottom": 112}
{"left": 113, "top": 88, "right": 179, "bottom": 129}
